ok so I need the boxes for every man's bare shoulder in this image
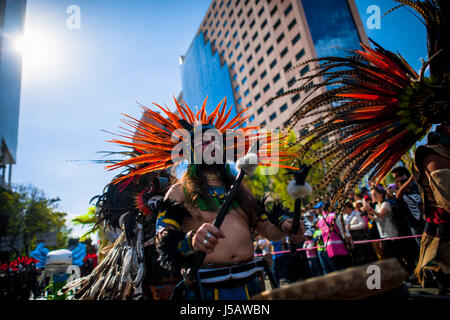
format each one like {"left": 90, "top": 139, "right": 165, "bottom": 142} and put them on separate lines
{"left": 164, "top": 182, "right": 185, "bottom": 203}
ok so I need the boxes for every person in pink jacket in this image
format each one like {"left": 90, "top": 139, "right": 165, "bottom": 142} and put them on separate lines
{"left": 317, "top": 202, "right": 354, "bottom": 271}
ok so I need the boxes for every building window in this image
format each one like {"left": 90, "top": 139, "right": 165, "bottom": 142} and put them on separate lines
{"left": 296, "top": 49, "right": 305, "bottom": 61}
{"left": 260, "top": 120, "right": 266, "bottom": 127}
{"left": 276, "top": 33, "right": 285, "bottom": 44}
{"left": 249, "top": 19, "right": 255, "bottom": 29}
{"left": 269, "top": 112, "right": 277, "bottom": 121}
{"left": 231, "top": 62, "right": 235, "bottom": 69}
{"left": 227, "top": 41, "right": 232, "bottom": 48}
{"left": 260, "top": 70, "right": 267, "bottom": 78}
{"left": 223, "top": 20, "right": 228, "bottom": 28}
{"left": 257, "top": 57, "right": 264, "bottom": 66}
{"left": 269, "top": 59, "right": 277, "bottom": 69}
{"left": 270, "top": 6, "right": 278, "bottom": 17}
{"left": 233, "top": 31, "right": 238, "bottom": 38}
{"left": 249, "top": 115, "right": 255, "bottom": 122}
{"left": 245, "top": 0, "right": 250, "bottom": 5}
{"left": 280, "top": 47, "right": 288, "bottom": 58}
{"left": 261, "top": 19, "right": 267, "bottom": 29}
{"left": 228, "top": 9, "right": 234, "bottom": 17}
{"left": 242, "top": 76, "right": 247, "bottom": 84}
{"left": 237, "top": 97, "right": 242, "bottom": 104}
{"left": 291, "top": 93, "right": 300, "bottom": 103}
{"left": 246, "top": 55, "right": 253, "bottom": 63}
{"left": 235, "top": 85, "right": 240, "bottom": 92}
{"left": 225, "top": 31, "right": 229, "bottom": 38}
{"left": 247, "top": 8, "right": 253, "bottom": 17}
{"left": 240, "top": 20, "right": 245, "bottom": 28}
{"left": 227, "top": 0, "right": 231, "bottom": 7}
{"left": 300, "top": 65, "right": 309, "bottom": 76}
{"left": 249, "top": 67, "right": 255, "bottom": 75}
{"left": 266, "top": 45, "right": 274, "bottom": 55}
{"left": 244, "top": 43, "right": 250, "bottom": 51}
{"left": 211, "top": 30, "right": 215, "bottom": 36}
{"left": 263, "top": 32, "right": 270, "bottom": 42}
{"left": 276, "top": 88, "right": 284, "bottom": 96}
{"left": 216, "top": 21, "right": 220, "bottom": 27}
{"left": 239, "top": 64, "right": 244, "bottom": 72}
{"left": 273, "top": 19, "right": 281, "bottom": 30}
{"left": 242, "top": 31, "right": 248, "bottom": 39}
{"left": 292, "top": 33, "right": 301, "bottom": 45}
{"left": 252, "top": 32, "right": 258, "bottom": 41}
{"left": 235, "top": 42, "right": 240, "bottom": 49}
{"left": 233, "top": 73, "right": 238, "bottom": 80}
{"left": 288, "top": 77, "right": 296, "bottom": 87}
{"left": 284, "top": 62, "right": 292, "bottom": 72}
{"left": 237, "top": 53, "right": 242, "bottom": 61}
{"left": 255, "top": 44, "right": 261, "bottom": 53}
{"left": 284, "top": 4, "right": 293, "bottom": 16}
{"left": 257, "top": 107, "right": 264, "bottom": 115}
{"left": 255, "top": 93, "right": 261, "bottom": 101}
{"left": 288, "top": 19, "right": 297, "bottom": 31}
{"left": 252, "top": 80, "right": 258, "bottom": 88}
{"left": 267, "top": 99, "right": 273, "bottom": 106}
{"left": 280, "top": 103, "right": 288, "bottom": 113}
{"left": 229, "top": 51, "right": 234, "bottom": 59}
{"left": 273, "top": 73, "right": 280, "bottom": 83}
{"left": 258, "top": 7, "right": 264, "bottom": 17}
{"left": 219, "top": 40, "right": 224, "bottom": 47}
{"left": 244, "top": 89, "right": 250, "bottom": 97}
{"left": 237, "top": 8, "right": 243, "bottom": 17}
{"left": 231, "top": 20, "right": 236, "bottom": 27}
{"left": 218, "top": 30, "right": 222, "bottom": 37}
{"left": 263, "top": 84, "right": 270, "bottom": 92}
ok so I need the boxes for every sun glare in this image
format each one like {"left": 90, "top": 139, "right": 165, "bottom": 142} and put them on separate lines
{"left": 14, "top": 24, "right": 64, "bottom": 78}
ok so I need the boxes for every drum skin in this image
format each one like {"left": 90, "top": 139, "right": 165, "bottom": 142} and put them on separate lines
{"left": 252, "top": 258, "right": 408, "bottom": 300}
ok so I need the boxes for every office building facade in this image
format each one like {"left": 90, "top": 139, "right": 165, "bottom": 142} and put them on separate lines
{"left": 180, "top": 0, "right": 368, "bottom": 132}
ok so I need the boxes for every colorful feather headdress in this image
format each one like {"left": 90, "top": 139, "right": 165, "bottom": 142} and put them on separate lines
{"left": 270, "top": 0, "right": 449, "bottom": 212}
{"left": 105, "top": 96, "right": 297, "bottom": 185}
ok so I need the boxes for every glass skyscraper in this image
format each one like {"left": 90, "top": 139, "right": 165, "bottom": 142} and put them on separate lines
{"left": 0, "top": 0, "right": 27, "bottom": 186}
{"left": 180, "top": 31, "right": 237, "bottom": 119}
{"left": 301, "top": 0, "right": 362, "bottom": 58}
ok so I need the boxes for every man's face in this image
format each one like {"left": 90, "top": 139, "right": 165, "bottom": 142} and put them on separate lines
{"left": 393, "top": 174, "right": 408, "bottom": 187}
{"left": 192, "top": 128, "right": 223, "bottom": 164}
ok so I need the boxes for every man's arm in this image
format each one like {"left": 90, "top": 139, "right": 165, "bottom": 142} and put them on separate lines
{"left": 256, "top": 218, "right": 304, "bottom": 243}
{"left": 423, "top": 153, "right": 450, "bottom": 212}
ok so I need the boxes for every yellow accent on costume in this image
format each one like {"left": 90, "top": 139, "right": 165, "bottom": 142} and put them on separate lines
{"left": 162, "top": 218, "right": 181, "bottom": 229}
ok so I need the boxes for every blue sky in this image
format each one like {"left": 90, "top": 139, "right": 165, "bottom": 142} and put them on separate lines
{"left": 14, "top": 0, "right": 427, "bottom": 239}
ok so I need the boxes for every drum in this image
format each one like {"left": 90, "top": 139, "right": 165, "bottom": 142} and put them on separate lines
{"left": 252, "top": 258, "right": 408, "bottom": 300}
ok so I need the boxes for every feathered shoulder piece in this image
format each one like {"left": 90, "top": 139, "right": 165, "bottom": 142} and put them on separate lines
{"left": 257, "top": 196, "right": 293, "bottom": 228}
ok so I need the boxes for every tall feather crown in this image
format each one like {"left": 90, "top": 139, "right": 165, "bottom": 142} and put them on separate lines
{"left": 105, "top": 96, "right": 296, "bottom": 184}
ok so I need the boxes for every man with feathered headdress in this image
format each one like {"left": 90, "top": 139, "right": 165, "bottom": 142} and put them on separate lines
{"left": 62, "top": 96, "right": 307, "bottom": 300}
